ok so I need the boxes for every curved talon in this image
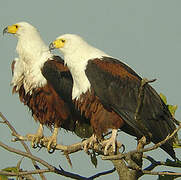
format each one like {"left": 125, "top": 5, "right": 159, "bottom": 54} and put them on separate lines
{"left": 82, "top": 134, "right": 97, "bottom": 153}
{"left": 37, "top": 142, "right": 43, "bottom": 148}
{"left": 101, "top": 129, "right": 118, "bottom": 155}
{"left": 47, "top": 141, "right": 57, "bottom": 153}
{"left": 101, "top": 139, "right": 117, "bottom": 155}
{"left": 32, "top": 143, "right": 43, "bottom": 149}
{"left": 121, "top": 144, "right": 125, "bottom": 153}
{"left": 48, "top": 147, "right": 56, "bottom": 154}
{"left": 40, "top": 135, "right": 57, "bottom": 153}
{"left": 32, "top": 142, "right": 38, "bottom": 149}
{"left": 27, "top": 133, "right": 44, "bottom": 149}
{"left": 26, "top": 124, "right": 44, "bottom": 149}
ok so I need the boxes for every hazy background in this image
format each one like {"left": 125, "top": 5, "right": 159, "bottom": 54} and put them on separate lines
{"left": 0, "top": 0, "right": 181, "bottom": 179}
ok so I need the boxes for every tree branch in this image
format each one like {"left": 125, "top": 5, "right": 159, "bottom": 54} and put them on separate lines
{"left": 102, "top": 122, "right": 181, "bottom": 161}
{"left": 0, "top": 112, "right": 47, "bottom": 180}
{"left": 0, "top": 140, "right": 54, "bottom": 170}
{"left": 0, "top": 139, "right": 117, "bottom": 179}
{"left": 143, "top": 155, "right": 181, "bottom": 171}
{"left": 87, "top": 168, "right": 116, "bottom": 179}
{"left": 0, "top": 169, "right": 51, "bottom": 176}
{"left": 12, "top": 131, "right": 123, "bottom": 155}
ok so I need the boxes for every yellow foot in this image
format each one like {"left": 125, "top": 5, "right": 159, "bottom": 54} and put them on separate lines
{"left": 26, "top": 124, "right": 44, "bottom": 148}
{"left": 82, "top": 134, "right": 97, "bottom": 153}
{"left": 101, "top": 129, "right": 118, "bottom": 155}
{"left": 41, "top": 127, "right": 59, "bottom": 153}
{"left": 41, "top": 135, "right": 57, "bottom": 153}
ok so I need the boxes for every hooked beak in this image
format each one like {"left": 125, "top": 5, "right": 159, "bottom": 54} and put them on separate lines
{"left": 49, "top": 42, "right": 55, "bottom": 51}
{"left": 3, "top": 27, "right": 8, "bottom": 35}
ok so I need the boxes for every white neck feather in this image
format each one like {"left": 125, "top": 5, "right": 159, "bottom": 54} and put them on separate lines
{"left": 12, "top": 30, "right": 52, "bottom": 94}
{"left": 63, "top": 42, "right": 109, "bottom": 100}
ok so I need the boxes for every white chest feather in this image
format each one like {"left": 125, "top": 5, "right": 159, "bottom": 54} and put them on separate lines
{"left": 64, "top": 50, "right": 108, "bottom": 100}
{"left": 13, "top": 36, "right": 52, "bottom": 94}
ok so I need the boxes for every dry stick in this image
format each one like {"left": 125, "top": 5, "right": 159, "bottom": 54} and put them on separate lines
{"left": 0, "top": 125, "right": 116, "bottom": 179}
{"left": 0, "top": 140, "right": 86, "bottom": 180}
{"left": 88, "top": 168, "right": 116, "bottom": 179}
{"left": 128, "top": 166, "right": 181, "bottom": 176}
{"left": 102, "top": 123, "right": 181, "bottom": 161}
{"left": 0, "top": 140, "right": 54, "bottom": 170}
{"left": 127, "top": 164, "right": 181, "bottom": 176}
{"left": 0, "top": 140, "right": 116, "bottom": 180}
{"left": 143, "top": 155, "right": 165, "bottom": 171}
{"left": 141, "top": 170, "right": 181, "bottom": 176}
{"left": 134, "top": 78, "right": 156, "bottom": 138}
{"left": 0, "top": 169, "right": 51, "bottom": 177}
{"left": 143, "top": 155, "right": 181, "bottom": 171}
{"left": 0, "top": 112, "right": 47, "bottom": 180}
{"left": 12, "top": 133, "right": 123, "bottom": 155}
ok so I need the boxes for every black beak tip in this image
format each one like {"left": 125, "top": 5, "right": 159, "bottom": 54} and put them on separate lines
{"left": 3, "top": 27, "right": 8, "bottom": 35}
{"left": 49, "top": 42, "right": 55, "bottom": 51}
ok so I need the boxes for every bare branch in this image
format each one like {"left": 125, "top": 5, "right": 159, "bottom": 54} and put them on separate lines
{"left": 102, "top": 122, "right": 181, "bottom": 161}
{"left": 0, "top": 112, "right": 47, "bottom": 180}
{"left": 88, "top": 168, "right": 116, "bottom": 179}
{"left": 139, "top": 169, "right": 181, "bottom": 176}
{"left": 0, "top": 140, "right": 54, "bottom": 170}
{"left": 0, "top": 112, "right": 118, "bottom": 179}
{"left": 12, "top": 132, "right": 123, "bottom": 155}
{"left": 134, "top": 78, "right": 156, "bottom": 138}
{"left": 0, "top": 139, "right": 116, "bottom": 179}
{"left": 143, "top": 155, "right": 181, "bottom": 172}
{"left": 0, "top": 169, "right": 51, "bottom": 176}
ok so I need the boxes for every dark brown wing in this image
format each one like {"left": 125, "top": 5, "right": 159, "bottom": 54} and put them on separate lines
{"left": 85, "top": 57, "right": 177, "bottom": 159}
{"left": 41, "top": 56, "right": 92, "bottom": 138}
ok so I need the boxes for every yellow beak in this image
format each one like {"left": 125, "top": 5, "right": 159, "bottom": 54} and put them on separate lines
{"left": 3, "top": 25, "right": 19, "bottom": 35}
{"left": 49, "top": 39, "right": 64, "bottom": 51}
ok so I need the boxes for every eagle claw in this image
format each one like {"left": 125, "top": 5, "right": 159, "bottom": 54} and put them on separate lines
{"left": 101, "top": 129, "right": 118, "bottom": 155}
{"left": 101, "top": 138, "right": 117, "bottom": 155}
{"left": 82, "top": 134, "right": 97, "bottom": 153}
{"left": 26, "top": 124, "right": 44, "bottom": 149}
{"left": 41, "top": 135, "right": 57, "bottom": 153}
{"left": 26, "top": 133, "right": 44, "bottom": 149}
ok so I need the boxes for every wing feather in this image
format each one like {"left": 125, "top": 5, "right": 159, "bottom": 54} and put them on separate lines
{"left": 86, "top": 57, "right": 177, "bottom": 158}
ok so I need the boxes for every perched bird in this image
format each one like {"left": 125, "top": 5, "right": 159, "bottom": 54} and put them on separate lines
{"left": 49, "top": 34, "right": 178, "bottom": 158}
{"left": 3, "top": 23, "right": 92, "bottom": 152}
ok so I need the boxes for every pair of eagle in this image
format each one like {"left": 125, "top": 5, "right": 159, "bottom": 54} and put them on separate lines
{"left": 3, "top": 22, "right": 178, "bottom": 159}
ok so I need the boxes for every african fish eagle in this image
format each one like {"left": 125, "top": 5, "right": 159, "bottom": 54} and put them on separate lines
{"left": 3, "top": 23, "right": 92, "bottom": 152}
{"left": 49, "top": 34, "right": 178, "bottom": 158}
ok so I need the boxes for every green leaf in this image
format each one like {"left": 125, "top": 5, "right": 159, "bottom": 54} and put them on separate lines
{"left": 0, "top": 175, "right": 8, "bottom": 180}
{"left": 165, "top": 159, "right": 181, "bottom": 168}
{"left": 159, "top": 93, "right": 178, "bottom": 116}
{"left": 173, "top": 142, "right": 181, "bottom": 148}
{"left": 158, "top": 174, "right": 181, "bottom": 180}
{"left": 2, "top": 167, "right": 18, "bottom": 173}
{"left": 160, "top": 93, "right": 167, "bottom": 104}
{"left": 168, "top": 105, "right": 178, "bottom": 117}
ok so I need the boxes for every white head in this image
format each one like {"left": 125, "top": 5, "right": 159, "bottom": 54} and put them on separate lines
{"left": 49, "top": 34, "right": 110, "bottom": 99}
{"left": 4, "top": 22, "right": 38, "bottom": 37}
{"left": 4, "top": 22, "right": 52, "bottom": 93}
{"left": 3, "top": 22, "right": 52, "bottom": 62}
{"left": 49, "top": 34, "right": 91, "bottom": 55}
{"left": 49, "top": 34, "right": 109, "bottom": 65}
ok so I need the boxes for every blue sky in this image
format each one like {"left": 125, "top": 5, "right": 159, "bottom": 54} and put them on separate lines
{"left": 0, "top": 1, "right": 181, "bottom": 179}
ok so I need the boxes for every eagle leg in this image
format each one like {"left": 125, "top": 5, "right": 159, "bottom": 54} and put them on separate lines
{"left": 41, "top": 126, "right": 59, "bottom": 153}
{"left": 82, "top": 134, "right": 98, "bottom": 153}
{"left": 26, "top": 123, "right": 44, "bottom": 148}
{"left": 101, "top": 129, "right": 118, "bottom": 155}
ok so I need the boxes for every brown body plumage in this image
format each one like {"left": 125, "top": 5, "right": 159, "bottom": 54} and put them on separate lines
{"left": 50, "top": 34, "right": 178, "bottom": 158}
